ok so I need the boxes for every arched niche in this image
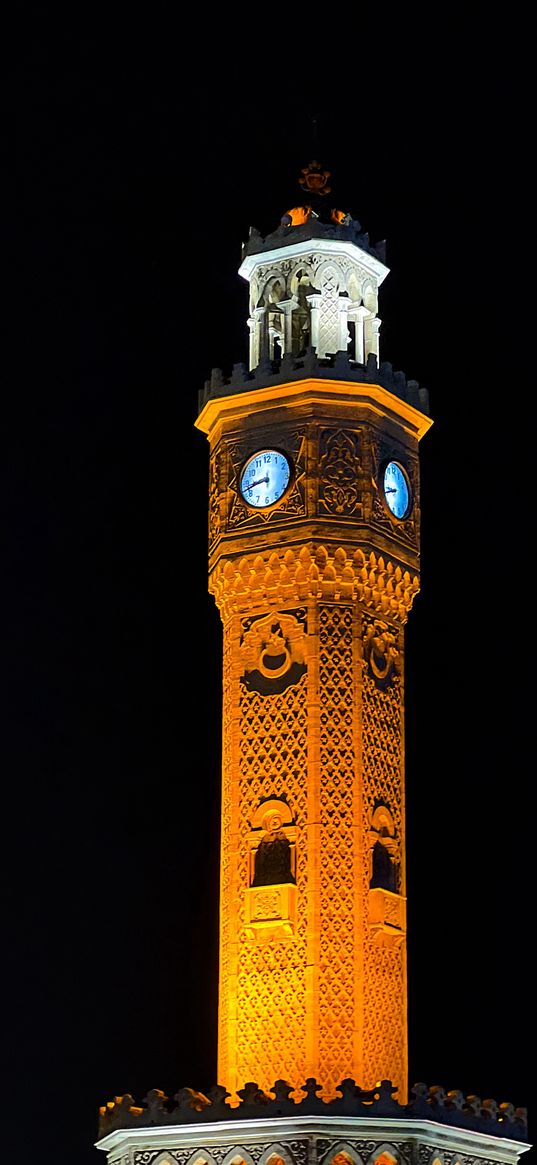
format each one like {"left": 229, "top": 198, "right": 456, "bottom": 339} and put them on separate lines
{"left": 222, "top": 1148, "right": 257, "bottom": 1165}
{"left": 328, "top": 1148, "right": 363, "bottom": 1165}
{"left": 188, "top": 1153, "right": 218, "bottom": 1165}
{"left": 368, "top": 805, "right": 398, "bottom": 890}
{"left": 365, "top": 1145, "right": 399, "bottom": 1165}
{"left": 368, "top": 806, "right": 405, "bottom": 950}
{"left": 243, "top": 797, "right": 298, "bottom": 940}
{"left": 249, "top": 798, "right": 296, "bottom": 886}
{"left": 362, "top": 280, "right": 377, "bottom": 312}
{"left": 260, "top": 1146, "right": 295, "bottom": 1165}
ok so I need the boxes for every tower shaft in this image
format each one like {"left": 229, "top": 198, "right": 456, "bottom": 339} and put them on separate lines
{"left": 198, "top": 376, "right": 431, "bottom": 1101}
{"left": 218, "top": 588, "right": 408, "bottom": 1098}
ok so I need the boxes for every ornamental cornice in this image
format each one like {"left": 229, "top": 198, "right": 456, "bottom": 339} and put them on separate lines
{"left": 197, "top": 352, "right": 430, "bottom": 427}
{"left": 208, "top": 544, "right": 419, "bottom": 624}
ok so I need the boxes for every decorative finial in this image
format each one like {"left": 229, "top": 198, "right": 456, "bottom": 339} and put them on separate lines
{"left": 299, "top": 159, "right": 331, "bottom": 196}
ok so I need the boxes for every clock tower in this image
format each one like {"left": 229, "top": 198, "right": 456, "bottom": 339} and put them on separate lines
{"left": 97, "top": 165, "right": 529, "bottom": 1165}
{"left": 195, "top": 165, "right": 431, "bottom": 1104}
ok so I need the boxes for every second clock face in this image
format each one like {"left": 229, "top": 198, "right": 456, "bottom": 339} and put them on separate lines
{"left": 240, "top": 450, "right": 291, "bottom": 509}
{"left": 383, "top": 460, "right": 411, "bottom": 519}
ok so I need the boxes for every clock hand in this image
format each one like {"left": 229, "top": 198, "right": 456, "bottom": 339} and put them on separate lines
{"left": 244, "top": 475, "right": 270, "bottom": 491}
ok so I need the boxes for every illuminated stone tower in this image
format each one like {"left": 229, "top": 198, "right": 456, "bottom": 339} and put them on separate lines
{"left": 195, "top": 167, "right": 431, "bottom": 1102}
{"left": 96, "top": 166, "right": 529, "bottom": 1165}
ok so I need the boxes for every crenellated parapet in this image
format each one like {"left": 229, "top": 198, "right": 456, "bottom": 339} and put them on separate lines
{"left": 199, "top": 351, "right": 429, "bottom": 417}
{"left": 209, "top": 545, "right": 420, "bottom": 624}
{"left": 98, "top": 1079, "right": 528, "bottom": 1142}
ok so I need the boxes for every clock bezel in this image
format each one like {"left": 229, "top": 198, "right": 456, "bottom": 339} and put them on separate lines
{"left": 239, "top": 447, "right": 294, "bottom": 512}
{"left": 380, "top": 459, "right": 412, "bottom": 521}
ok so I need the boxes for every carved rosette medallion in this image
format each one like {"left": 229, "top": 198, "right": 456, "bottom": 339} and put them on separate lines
{"left": 228, "top": 431, "right": 306, "bottom": 529}
{"left": 363, "top": 617, "right": 400, "bottom": 688}
{"left": 318, "top": 428, "right": 364, "bottom": 517}
{"left": 240, "top": 609, "right": 307, "bottom": 695}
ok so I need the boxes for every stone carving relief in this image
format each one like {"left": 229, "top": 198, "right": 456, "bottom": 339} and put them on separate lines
{"left": 209, "top": 446, "right": 228, "bottom": 550}
{"left": 318, "top": 428, "right": 364, "bottom": 517}
{"left": 240, "top": 610, "right": 307, "bottom": 695}
{"left": 211, "top": 545, "right": 420, "bottom": 624}
{"left": 253, "top": 253, "right": 362, "bottom": 305}
{"left": 318, "top": 605, "right": 356, "bottom": 1094}
{"left": 360, "top": 620, "right": 406, "bottom": 1087}
{"left": 320, "top": 1145, "right": 411, "bottom": 1165}
{"left": 248, "top": 252, "right": 379, "bottom": 365}
{"left": 132, "top": 1147, "right": 308, "bottom": 1165}
{"left": 363, "top": 619, "right": 399, "bottom": 687}
{"left": 232, "top": 664, "right": 308, "bottom": 1081}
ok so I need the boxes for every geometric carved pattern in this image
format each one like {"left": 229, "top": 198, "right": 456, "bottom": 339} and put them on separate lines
{"left": 218, "top": 627, "right": 309, "bottom": 1090}
{"left": 360, "top": 613, "right": 406, "bottom": 1097}
{"left": 318, "top": 605, "right": 356, "bottom": 1097}
{"left": 318, "top": 429, "right": 364, "bottom": 517}
{"left": 218, "top": 621, "right": 235, "bottom": 1082}
{"left": 208, "top": 445, "right": 227, "bottom": 552}
{"left": 217, "top": 592, "right": 410, "bottom": 1101}
{"left": 319, "top": 266, "right": 340, "bottom": 356}
{"left": 211, "top": 545, "right": 419, "bottom": 625}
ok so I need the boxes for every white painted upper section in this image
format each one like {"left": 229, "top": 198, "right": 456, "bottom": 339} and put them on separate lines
{"left": 238, "top": 237, "right": 390, "bottom": 370}
{"left": 239, "top": 238, "right": 389, "bottom": 285}
{"left": 96, "top": 1113, "right": 531, "bottom": 1164}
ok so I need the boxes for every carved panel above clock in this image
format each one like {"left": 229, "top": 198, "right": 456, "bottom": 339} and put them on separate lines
{"left": 318, "top": 427, "right": 366, "bottom": 518}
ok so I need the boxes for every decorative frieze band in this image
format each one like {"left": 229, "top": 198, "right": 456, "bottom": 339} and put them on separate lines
{"left": 209, "top": 545, "right": 419, "bottom": 624}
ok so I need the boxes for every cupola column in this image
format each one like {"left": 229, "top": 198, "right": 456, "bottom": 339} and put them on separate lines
{"left": 366, "top": 314, "right": 382, "bottom": 361}
{"left": 306, "top": 292, "right": 321, "bottom": 354}
{"left": 348, "top": 302, "right": 367, "bottom": 363}
{"left": 276, "top": 298, "right": 298, "bottom": 356}
{"left": 248, "top": 306, "right": 268, "bottom": 369}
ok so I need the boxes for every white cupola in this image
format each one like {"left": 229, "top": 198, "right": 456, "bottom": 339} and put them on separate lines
{"left": 239, "top": 167, "right": 389, "bottom": 371}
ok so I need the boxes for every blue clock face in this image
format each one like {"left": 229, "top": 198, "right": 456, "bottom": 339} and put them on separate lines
{"left": 383, "top": 461, "right": 411, "bottom": 519}
{"left": 240, "top": 449, "right": 292, "bottom": 509}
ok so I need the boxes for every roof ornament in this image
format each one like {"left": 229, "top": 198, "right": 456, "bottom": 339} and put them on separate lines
{"left": 299, "top": 159, "right": 332, "bottom": 196}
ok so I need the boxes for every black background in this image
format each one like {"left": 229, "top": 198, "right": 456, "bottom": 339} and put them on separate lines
{"left": 6, "top": 14, "right": 533, "bottom": 1165}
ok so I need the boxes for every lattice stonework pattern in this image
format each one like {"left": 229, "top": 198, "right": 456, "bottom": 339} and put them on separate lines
{"left": 218, "top": 619, "right": 235, "bottom": 1082}
{"left": 218, "top": 593, "right": 409, "bottom": 1098}
{"left": 318, "top": 605, "right": 357, "bottom": 1096}
{"left": 218, "top": 606, "right": 309, "bottom": 1092}
{"left": 361, "top": 612, "right": 407, "bottom": 1097}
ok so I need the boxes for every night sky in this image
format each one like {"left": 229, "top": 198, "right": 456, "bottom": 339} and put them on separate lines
{"left": 6, "top": 18, "right": 533, "bottom": 1165}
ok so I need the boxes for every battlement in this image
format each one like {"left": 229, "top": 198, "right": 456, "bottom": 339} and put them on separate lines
{"left": 98, "top": 1079, "right": 528, "bottom": 1142}
{"left": 199, "top": 351, "right": 429, "bottom": 417}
